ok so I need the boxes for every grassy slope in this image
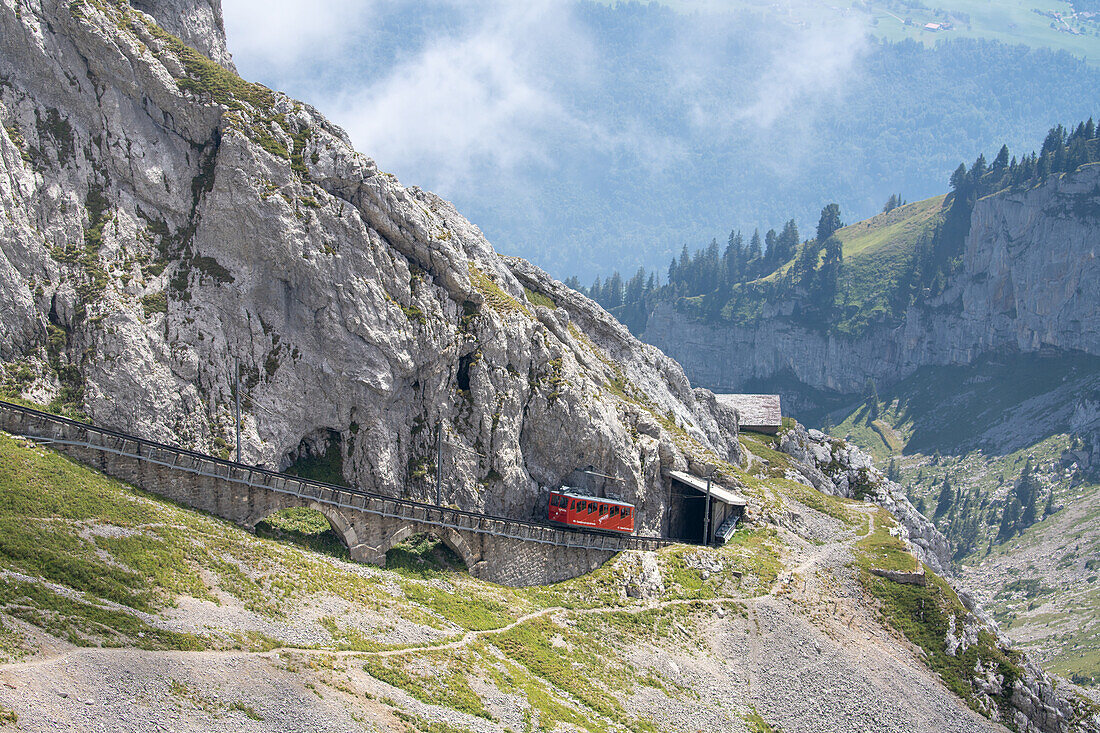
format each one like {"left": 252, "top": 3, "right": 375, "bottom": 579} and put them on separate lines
{"left": 825, "top": 353, "right": 1100, "bottom": 684}
{"left": 0, "top": 430, "right": 795, "bottom": 731}
{"left": 711, "top": 193, "right": 945, "bottom": 333}
{"left": 831, "top": 195, "right": 947, "bottom": 333}
{"left": 0, "top": 426, "right": 1030, "bottom": 729}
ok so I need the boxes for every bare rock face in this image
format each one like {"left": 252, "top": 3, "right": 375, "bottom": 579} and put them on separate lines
{"left": 0, "top": 0, "right": 740, "bottom": 531}
{"left": 644, "top": 164, "right": 1100, "bottom": 397}
{"left": 130, "top": 0, "right": 235, "bottom": 71}
{"left": 779, "top": 422, "right": 951, "bottom": 574}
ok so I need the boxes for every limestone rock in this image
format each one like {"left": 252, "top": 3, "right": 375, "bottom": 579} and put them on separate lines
{"left": 0, "top": 0, "right": 739, "bottom": 536}
{"left": 644, "top": 164, "right": 1100, "bottom": 398}
{"left": 780, "top": 421, "right": 951, "bottom": 573}
{"left": 624, "top": 551, "right": 664, "bottom": 600}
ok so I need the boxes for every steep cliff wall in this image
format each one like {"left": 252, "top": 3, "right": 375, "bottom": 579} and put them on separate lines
{"left": 0, "top": 0, "right": 740, "bottom": 530}
{"left": 645, "top": 163, "right": 1100, "bottom": 397}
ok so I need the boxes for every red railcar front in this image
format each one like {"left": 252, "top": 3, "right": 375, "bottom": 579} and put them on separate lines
{"left": 548, "top": 489, "right": 635, "bottom": 534}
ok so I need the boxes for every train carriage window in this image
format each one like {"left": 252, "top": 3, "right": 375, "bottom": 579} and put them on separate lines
{"left": 588, "top": 502, "right": 597, "bottom": 514}
{"left": 611, "top": 506, "right": 619, "bottom": 517}
{"left": 600, "top": 504, "right": 608, "bottom": 515}
{"left": 569, "top": 500, "right": 575, "bottom": 511}
{"left": 622, "top": 507, "right": 631, "bottom": 518}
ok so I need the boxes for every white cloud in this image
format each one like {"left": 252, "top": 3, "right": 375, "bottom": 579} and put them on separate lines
{"left": 318, "top": 1, "right": 607, "bottom": 190}
{"left": 738, "top": 16, "right": 868, "bottom": 128}
{"left": 221, "top": 0, "right": 372, "bottom": 72}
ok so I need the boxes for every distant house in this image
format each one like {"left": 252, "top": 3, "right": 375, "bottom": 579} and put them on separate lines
{"left": 924, "top": 22, "right": 942, "bottom": 31}
{"left": 715, "top": 394, "right": 782, "bottom": 435}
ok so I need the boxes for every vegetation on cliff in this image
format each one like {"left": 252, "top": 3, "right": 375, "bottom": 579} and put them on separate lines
{"left": 575, "top": 117, "right": 1099, "bottom": 338}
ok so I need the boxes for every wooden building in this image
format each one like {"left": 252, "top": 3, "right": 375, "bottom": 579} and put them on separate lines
{"left": 666, "top": 470, "right": 748, "bottom": 545}
{"left": 715, "top": 394, "right": 782, "bottom": 434}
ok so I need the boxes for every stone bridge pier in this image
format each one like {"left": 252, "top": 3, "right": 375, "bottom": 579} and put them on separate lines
{"left": 238, "top": 495, "right": 617, "bottom": 586}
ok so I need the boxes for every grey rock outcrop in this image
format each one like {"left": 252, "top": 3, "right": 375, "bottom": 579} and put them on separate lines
{"left": 0, "top": 0, "right": 739, "bottom": 532}
{"left": 130, "top": 0, "right": 235, "bottom": 71}
{"left": 779, "top": 422, "right": 952, "bottom": 574}
{"left": 644, "top": 164, "right": 1100, "bottom": 397}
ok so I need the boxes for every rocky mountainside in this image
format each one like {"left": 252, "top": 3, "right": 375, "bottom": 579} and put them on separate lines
{"left": 0, "top": 0, "right": 742, "bottom": 529}
{"left": 644, "top": 162, "right": 1100, "bottom": 400}
{"left": 2, "top": 1, "right": 1099, "bottom": 731}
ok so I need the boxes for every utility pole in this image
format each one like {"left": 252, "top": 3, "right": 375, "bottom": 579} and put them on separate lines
{"left": 704, "top": 475, "right": 712, "bottom": 546}
{"left": 234, "top": 356, "right": 241, "bottom": 463}
{"left": 435, "top": 421, "right": 443, "bottom": 506}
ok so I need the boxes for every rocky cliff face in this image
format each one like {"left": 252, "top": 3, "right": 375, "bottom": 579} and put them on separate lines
{"left": 645, "top": 163, "right": 1100, "bottom": 397}
{"left": 0, "top": 0, "right": 740, "bottom": 529}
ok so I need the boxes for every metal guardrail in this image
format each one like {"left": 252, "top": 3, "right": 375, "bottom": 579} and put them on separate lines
{"left": 0, "top": 400, "right": 672, "bottom": 554}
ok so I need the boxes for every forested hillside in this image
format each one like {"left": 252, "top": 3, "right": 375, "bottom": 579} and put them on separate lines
{"left": 578, "top": 118, "right": 1100, "bottom": 337}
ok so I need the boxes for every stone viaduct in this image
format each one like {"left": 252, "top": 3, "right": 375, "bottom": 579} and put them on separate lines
{"left": 0, "top": 401, "right": 669, "bottom": 586}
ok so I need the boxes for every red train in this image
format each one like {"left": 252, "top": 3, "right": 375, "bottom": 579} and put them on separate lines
{"left": 548, "top": 488, "right": 635, "bottom": 534}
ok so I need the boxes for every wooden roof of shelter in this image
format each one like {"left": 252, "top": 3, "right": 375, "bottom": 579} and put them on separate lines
{"left": 714, "top": 393, "right": 782, "bottom": 429}
{"left": 668, "top": 470, "right": 748, "bottom": 506}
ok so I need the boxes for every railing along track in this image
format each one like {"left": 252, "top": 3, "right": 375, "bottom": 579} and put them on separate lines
{"left": 0, "top": 400, "right": 671, "bottom": 553}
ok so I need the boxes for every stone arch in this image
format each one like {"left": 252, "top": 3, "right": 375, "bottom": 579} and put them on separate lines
{"left": 245, "top": 500, "right": 362, "bottom": 557}
{"left": 379, "top": 523, "right": 480, "bottom": 570}
{"left": 306, "top": 502, "right": 361, "bottom": 553}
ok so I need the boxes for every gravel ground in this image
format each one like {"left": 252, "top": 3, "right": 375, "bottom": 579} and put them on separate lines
{"left": 0, "top": 650, "right": 371, "bottom": 733}
{"left": 0, "top": 506, "right": 1023, "bottom": 733}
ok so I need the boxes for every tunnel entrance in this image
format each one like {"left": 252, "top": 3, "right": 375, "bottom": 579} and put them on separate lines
{"left": 667, "top": 487, "right": 708, "bottom": 544}
{"left": 665, "top": 470, "right": 748, "bottom": 546}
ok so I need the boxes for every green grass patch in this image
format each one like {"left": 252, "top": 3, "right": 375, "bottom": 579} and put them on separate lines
{"left": 385, "top": 534, "right": 466, "bottom": 579}
{"left": 492, "top": 616, "right": 658, "bottom": 733}
{"left": 256, "top": 507, "right": 349, "bottom": 560}
{"left": 140, "top": 291, "right": 167, "bottom": 317}
{"left": 468, "top": 265, "right": 530, "bottom": 317}
{"left": 364, "top": 652, "right": 493, "bottom": 720}
{"left": 401, "top": 583, "right": 515, "bottom": 632}
{"left": 744, "top": 707, "right": 777, "bottom": 733}
{"left": 854, "top": 510, "right": 916, "bottom": 573}
{"left": 524, "top": 287, "right": 556, "bottom": 309}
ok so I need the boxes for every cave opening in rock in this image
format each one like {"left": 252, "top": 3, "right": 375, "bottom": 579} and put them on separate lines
{"left": 456, "top": 353, "right": 473, "bottom": 392}
{"left": 284, "top": 429, "right": 345, "bottom": 486}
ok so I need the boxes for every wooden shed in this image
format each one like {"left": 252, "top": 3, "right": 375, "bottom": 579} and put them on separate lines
{"left": 715, "top": 394, "right": 782, "bottom": 434}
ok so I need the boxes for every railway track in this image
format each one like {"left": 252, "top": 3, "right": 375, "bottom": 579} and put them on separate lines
{"left": 0, "top": 400, "right": 674, "bottom": 555}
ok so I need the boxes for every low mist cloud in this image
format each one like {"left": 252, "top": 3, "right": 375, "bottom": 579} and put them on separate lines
{"left": 314, "top": 1, "right": 610, "bottom": 192}
{"left": 222, "top": 0, "right": 372, "bottom": 76}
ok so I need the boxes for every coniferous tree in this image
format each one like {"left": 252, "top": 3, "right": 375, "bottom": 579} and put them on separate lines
{"left": 935, "top": 475, "right": 953, "bottom": 518}
{"left": 998, "top": 496, "right": 1021, "bottom": 541}
{"left": 818, "top": 235, "right": 843, "bottom": 308}
{"left": 764, "top": 228, "right": 778, "bottom": 263}
{"left": 778, "top": 219, "right": 799, "bottom": 262}
{"left": 816, "top": 203, "right": 844, "bottom": 244}
{"left": 1044, "top": 489, "right": 1057, "bottom": 518}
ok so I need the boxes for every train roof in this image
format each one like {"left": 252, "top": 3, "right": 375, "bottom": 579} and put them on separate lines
{"left": 550, "top": 488, "right": 634, "bottom": 508}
